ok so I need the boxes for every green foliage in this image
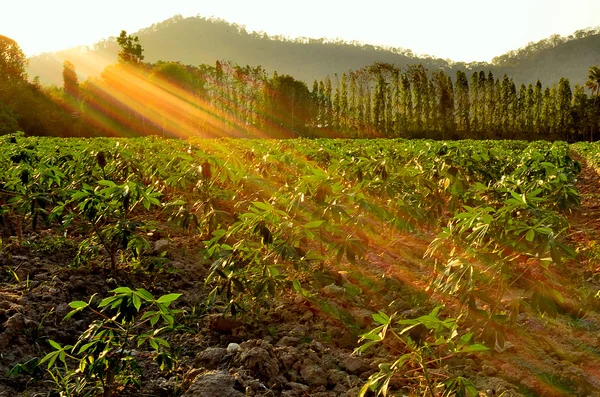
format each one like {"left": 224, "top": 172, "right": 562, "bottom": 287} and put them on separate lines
{"left": 116, "top": 30, "right": 144, "bottom": 65}
{"left": 20, "top": 288, "right": 181, "bottom": 397}
{"left": 0, "top": 136, "right": 586, "bottom": 363}
{"left": 0, "top": 34, "right": 27, "bottom": 82}
{"left": 355, "top": 307, "right": 487, "bottom": 396}
{"left": 61, "top": 179, "right": 160, "bottom": 269}
{"left": 425, "top": 141, "right": 580, "bottom": 347}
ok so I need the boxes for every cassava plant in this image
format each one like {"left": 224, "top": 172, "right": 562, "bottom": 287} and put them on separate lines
{"left": 355, "top": 307, "right": 487, "bottom": 397}
{"left": 30, "top": 287, "right": 181, "bottom": 397}
{"left": 54, "top": 179, "right": 161, "bottom": 270}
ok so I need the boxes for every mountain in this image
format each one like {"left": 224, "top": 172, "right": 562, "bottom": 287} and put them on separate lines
{"left": 26, "top": 15, "right": 600, "bottom": 88}
{"left": 491, "top": 29, "right": 600, "bottom": 87}
{"left": 24, "top": 15, "right": 470, "bottom": 87}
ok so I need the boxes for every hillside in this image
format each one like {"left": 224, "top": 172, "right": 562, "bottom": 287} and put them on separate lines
{"left": 25, "top": 15, "right": 468, "bottom": 86}
{"left": 492, "top": 29, "right": 600, "bottom": 87}
{"left": 25, "top": 15, "right": 600, "bottom": 88}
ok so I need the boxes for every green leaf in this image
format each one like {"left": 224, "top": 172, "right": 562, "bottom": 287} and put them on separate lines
{"left": 44, "top": 352, "right": 59, "bottom": 369}
{"left": 97, "top": 180, "right": 117, "bottom": 187}
{"left": 461, "top": 344, "right": 489, "bottom": 353}
{"left": 526, "top": 228, "right": 535, "bottom": 242}
{"left": 156, "top": 293, "right": 181, "bottom": 305}
{"left": 149, "top": 338, "right": 159, "bottom": 350}
{"left": 136, "top": 288, "right": 155, "bottom": 301}
{"left": 112, "top": 287, "right": 133, "bottom": 295}
{"left": 252, "top": 201, "right": 271, "bottom": 211}
{"left": 304, "top": 220, "right": 325, "bottom": 229}
{"left": 98, "top": 296, "right": 119, "bottom": 308}
{"left": 360, "top": 331, "right": 383, "bottom": 342}
{"left": 78, "top": 341, "right": 97, "bottom": 354}
{"left": 48, "top": 340, "right": 61, "bottom": 350}
{"left": 458, "top": 332, "right": 473, "bottom": 344}
{"left": 292, "top": 279, "right": 302, "bottom": 292}
{"left": 354, "top": 340, "right": 378, "bottom": 354}
{"left": 132, "top": 293, "right": 142, "bottom": 312}
{"left": 551, "top": 288, "right": 565, "bottom": 304}
{"left": 372, "top": 311, "right": 390, "bottom": 325}
{"left": 153, "top": 337, "right": 170, "bottom": 348}
{"left": 140, "top": 310, "right": 158, "bottom": 321}
{"left": 509, "top": 190, "right": 526, "bottom": 204}
{"left": 69, "top": 301, "right": 88, "bottom": 309}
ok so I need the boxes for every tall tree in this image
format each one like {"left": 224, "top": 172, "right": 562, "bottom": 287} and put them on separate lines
{"left": 409, "top": 64, "right": 428, "bottom": 134}
{"left": 401, "top": 73, "right": 413, "bottom": 133}
{"left": 525, "top": 84, "right": 535, "bottom": 134}
{"left": 585, "top": 65, "right": 600, "bottom": 99}
{"left": 478, "top": 71, "right": 487, "bottom": 135}
{"left": 485, "top": 71, "right": 495, "bottom": 136}
{"left": 572, "top": 85, "right": 594, "bottom": 141}
{"left": 349, "top": 73, "right": 357, "bottom": 133}
{"left": 585, "top": 65, "right": 600, "bottom": 141}
{"left": 556, "top": 77, "right": 573, "bottom": 140}
{"left": 116, "top": 30, "right": 145, "bottom": 65}
{"left": 0, "top": 35, "right": 27, "bottom": 82}
{"left": 333, "top": 74, "right": 340, "bottom": 129}
{"left": 318, "top": 80, "right": 326, "bottom": 129}
{"left": 364, "top": 89, "right": 372, "bottom": 136}
{"left": 386, "top": 81, "right": 394, "bottom": 135}
{"left": 324, "top": 76, "right": 332, "bottom": 128}
{"left": 469, "top": 72, "right": 480, "bottom": 133}
{"left": 340, "top": 72, "right": 348, "bottom": 132}
{"left": 517, "top": 83, "right": 528, "bottom": 133}
{"left": 433, "top": 70, "right": 454, "bottom": 138}
{"left": 62, "top": 60, "right": 80, "bottom": 102}
{"left": 506, "top": 78, "right": 518, "bottom": 138}
{"left": 270, "top": 74, "right": 311, "bottom": 136}
{"left": 356, "top": 81, "right": 365, "bottom": 133}
{"left": 372, "top": 71, "right": 386, "bottom": 133}
{"left": 392, "top": 70, "right": 402, "bottom": 136}
{"left": 533, "top": 80, "right": 543, "bottom": 136}
{"left": 498, "top": 75, "right": 511, "bottom": 138}
{"left": 454, "top": 71, "right": 470, "bottom": 134}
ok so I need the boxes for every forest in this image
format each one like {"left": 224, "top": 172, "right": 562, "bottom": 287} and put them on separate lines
{"left": 2, "top": 31, "right": 600, "bottom": 142}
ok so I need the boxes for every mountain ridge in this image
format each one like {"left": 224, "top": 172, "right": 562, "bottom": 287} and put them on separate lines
{"left": 26, "top": 15, "right": 600, "bottom": 87}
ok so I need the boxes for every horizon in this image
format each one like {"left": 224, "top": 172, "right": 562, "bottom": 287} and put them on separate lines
{"left": 3, "top": 0, "right": 600, "bottom": 63}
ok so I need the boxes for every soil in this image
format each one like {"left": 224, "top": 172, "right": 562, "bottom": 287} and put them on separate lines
{"left": 1, "top": 156, "right": 600, "bottom": 397}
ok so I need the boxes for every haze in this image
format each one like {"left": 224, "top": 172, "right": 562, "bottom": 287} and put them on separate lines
{"left": 3, "top": 0, "right": 600, "bottom": 62}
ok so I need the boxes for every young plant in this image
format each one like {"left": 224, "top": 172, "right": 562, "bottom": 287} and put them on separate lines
{"left": 355, "top": 307, "right": 487, "bottom": 397}
{"left": 55, "top": 180, "right": 161, "bottom": 270}
{"left": 36, "top": 287, "right": 181, "bottom": 397}
{"left": 203, "top": 200, "right": 290, "bottom": 316}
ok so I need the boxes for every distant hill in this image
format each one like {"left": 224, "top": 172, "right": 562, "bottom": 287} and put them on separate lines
{"left": 26, "top": 15, "right": 600, "bottom": 88}
{"left": 491, "top": 28, "right": 600, "bottom": 87}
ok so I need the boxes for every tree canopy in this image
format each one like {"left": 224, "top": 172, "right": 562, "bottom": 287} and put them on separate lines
{"left": 116, "top": 30, "right": 144, "bottom": 65}
{"left": 0, "top": 34, "right": 27, "bottom": 82}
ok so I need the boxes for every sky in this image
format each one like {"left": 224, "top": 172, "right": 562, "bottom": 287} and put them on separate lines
{"left": 2, "top": 0, "right": 600, "bottom": 62}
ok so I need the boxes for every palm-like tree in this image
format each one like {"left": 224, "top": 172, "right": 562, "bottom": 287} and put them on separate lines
{"left": 585, "top": 65, "right": 600, "bottom": 141}
{"left": 585, "top": 65, "right": 600, "bottom": 98}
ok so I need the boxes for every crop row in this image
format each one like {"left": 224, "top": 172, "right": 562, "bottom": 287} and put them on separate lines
{"left": 0, "top": 133, "right": 580, "bottom": 314}
{"left": 0, "top": 133, "right": 586, "bottom": 395}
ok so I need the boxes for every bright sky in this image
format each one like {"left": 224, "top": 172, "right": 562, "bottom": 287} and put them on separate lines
{"left": 2, "top": 0, "right": 600, "bottom": 62}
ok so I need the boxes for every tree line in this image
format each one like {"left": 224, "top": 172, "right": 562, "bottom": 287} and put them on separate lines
{"left": 1, "top": 32, "right": 600, "bottom": 141}
{"left": 307, "top": 63, "right": 599, "bottom": 142}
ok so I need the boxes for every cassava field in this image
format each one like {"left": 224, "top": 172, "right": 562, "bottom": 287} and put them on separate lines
{"left": 1, "top": 133, "right": 600, "bottom": 396}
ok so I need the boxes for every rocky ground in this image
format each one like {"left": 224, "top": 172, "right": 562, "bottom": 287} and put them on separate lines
{"left": 0, "top": 159, "right": 600, "bottom": 397}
